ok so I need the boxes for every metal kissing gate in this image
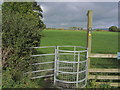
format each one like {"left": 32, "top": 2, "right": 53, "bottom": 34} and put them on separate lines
{"left": 27, "top": 46, "right": 88, "bottom": 88}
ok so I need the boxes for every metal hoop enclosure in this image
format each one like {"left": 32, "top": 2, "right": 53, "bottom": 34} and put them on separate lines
{"left": 54, "top": 46, "right": 88, "bottom": 88}
{"left": 26, "top": 46, "right": 88, "bottom": 88}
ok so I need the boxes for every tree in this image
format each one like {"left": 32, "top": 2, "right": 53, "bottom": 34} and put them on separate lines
{"left": 2, "top": 1, "right": 45, "bottom": 81}
{"left": 109, "top": 26, "right": 118, "bottom": 32}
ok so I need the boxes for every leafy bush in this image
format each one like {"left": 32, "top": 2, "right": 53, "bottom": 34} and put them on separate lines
{"left": 2, "top": 68, "right": 40, "bottom": 88}
{"left": 2, "top": 2, "right": 45, "bottom": 88}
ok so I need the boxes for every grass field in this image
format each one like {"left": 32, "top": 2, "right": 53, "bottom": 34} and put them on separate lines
{"left": 39, "top": 30, "right": 118, "bottom": 68}
{"left": 40, "top": 30, "right": 118, "bottom": 54}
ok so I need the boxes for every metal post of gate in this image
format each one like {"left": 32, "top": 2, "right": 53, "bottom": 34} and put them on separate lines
{"left": 73, "top": 46, "right": 76, "bottom": 71}
{"left": 54, "top": 46, "right": 57, "bottom": 85}
{"left": 76, "top": 52, "right": 80, "bottom": 88}
{"left": 56, "top": 46, "right": 59, "bottom": 76}
{"left": 85, "top": 48, "right": 89, "bottom": 87}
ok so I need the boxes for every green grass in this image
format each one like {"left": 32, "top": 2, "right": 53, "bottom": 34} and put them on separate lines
{"left": 40, "top": 30, "right": 118, "bottom": 54}
{"left": 40, "top": 30, "right": 87, "bottom": 46}
{"left": 39, "top": 30, "right": 118, "bottom": 68}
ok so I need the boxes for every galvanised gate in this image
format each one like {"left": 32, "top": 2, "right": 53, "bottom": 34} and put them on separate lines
{"left": 26, "top": 46, "right": 88, "bottom": 88}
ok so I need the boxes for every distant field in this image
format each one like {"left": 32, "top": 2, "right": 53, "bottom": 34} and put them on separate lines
{"left": 40, "top": 30, "right": 118, "bottom": 54}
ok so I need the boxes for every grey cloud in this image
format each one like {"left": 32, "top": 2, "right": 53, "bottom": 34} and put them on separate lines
{"left": 38, "top": 2, "right": 118, "bottom": 29}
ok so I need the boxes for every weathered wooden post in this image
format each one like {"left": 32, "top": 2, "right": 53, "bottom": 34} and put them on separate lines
{"left": 86, "top": 10, "right": 93, "bottom": 70}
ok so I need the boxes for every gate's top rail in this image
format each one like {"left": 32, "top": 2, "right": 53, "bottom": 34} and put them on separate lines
{"left": 30, "top": 45, "right": 87, "bottom": 49}
{"left": 30, "top": 45, "right": 88, "bottom": 57}
{"left": 58, "top": 45, "right": 87, "bottom": 49}
{"left": 30, "top": 46, "right": 56, "bottom": 48}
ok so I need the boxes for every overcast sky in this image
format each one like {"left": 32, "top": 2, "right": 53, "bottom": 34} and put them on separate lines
{"left": 38, "top": 2, "right": 118, "bottom": 29}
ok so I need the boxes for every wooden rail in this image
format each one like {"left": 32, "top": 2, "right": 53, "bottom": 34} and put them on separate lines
{"left": 90, "top": 53, "right": 117, "bottom": 58}
{"left": 95, "top": 82, "right": 120, "bottom": 87}
{"left": 110, "top": 83, "right": 120, "bottom": 87}
{"left": 88, "top": 68, "right": 120, "bottom": 87}
{"left": 89, "top": 68, "right": 119, "bottom": 73}
{"left": 88, "top": 75, "right": 120, "bottom": 80}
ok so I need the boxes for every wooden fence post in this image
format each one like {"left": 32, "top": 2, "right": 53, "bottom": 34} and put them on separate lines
{"left": 86, "top": 10, "right": 93, "bottom": 70}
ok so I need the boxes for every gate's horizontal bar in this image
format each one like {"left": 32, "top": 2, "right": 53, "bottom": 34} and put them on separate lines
{"left": 58, "top": 45, "right": 86, "bottom": 49}
{"left": 32, "top": 61, "right": 54, "bottom": 65}
{"left": 58, "top": 53, "right": 86, "bottom": 56}
{"left": 56, "top": 78, "right": 86, "bottom": 84}
{"left": 58, "top": 53, "right": 77, "bottom": 55}
{"left": 59, "top": 67, "right": 73, "bottom": 69}
{"left": 31, "top": 74, "right": 54, "bottom": 79}
{"left": 57, "top": 49, "right": 87, "bottom": 53}
{"left": 30, "top": 46, "right": 87, "bottom": 49}
{"left": 31, "top": 53, "right": 86, "bottom": 57}
{"left": 31, "top": 53, "right": 55, "bottom": 56}
{"left": 57, "top": 69, "right": 86, "bottom": 74}
{"left": 31, "top": 53, "right": 85, "bottom": 57}
{"left": 58, "top": 60, "right": 87, "bottom": 64}
{"left": 25, "top": 69, "right": 54, "bottom": 74}
{"left": 30, "top": 46, "right": 56, "bottom": 48}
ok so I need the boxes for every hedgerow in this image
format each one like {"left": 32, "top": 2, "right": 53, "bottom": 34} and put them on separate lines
{"left": 2, "top": 2, "right": 45, "bottom": 88}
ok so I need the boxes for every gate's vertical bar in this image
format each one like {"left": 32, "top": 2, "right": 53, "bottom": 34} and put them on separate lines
{"left": 73, "top": 46, "right": 76, "bottom": 71}
{"left": 76, "top": 52, "right": 80, "bottom": 88}
{"left": 86, "top": 10, "right": 93, "bottom": 71}
{"left": 54, "top": 46, "right": 57, "bottom": 85}
{"left": 56, "top": 46, "right": 59, "bottom": 76}
{"left": 74, "top": 46, "right": 76, "bottom": 61}
{"left": 85, "top": 48, "right": 89, "bottom": 87}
